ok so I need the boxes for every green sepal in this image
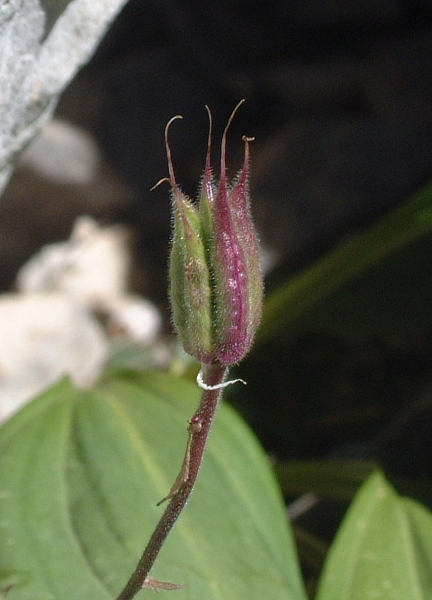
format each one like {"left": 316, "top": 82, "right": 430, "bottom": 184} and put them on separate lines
{"left": 169, "top": 189, "right": 214, "bottom": 362}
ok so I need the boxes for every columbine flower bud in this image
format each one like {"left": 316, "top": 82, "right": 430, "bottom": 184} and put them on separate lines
{"left": 165, "top": 101, "right": 263, "bottom": 366}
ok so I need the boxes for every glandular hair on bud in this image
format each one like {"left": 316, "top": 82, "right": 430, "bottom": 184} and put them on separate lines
{"left": 164, "top": 102, "right": 263, "bottom": 367}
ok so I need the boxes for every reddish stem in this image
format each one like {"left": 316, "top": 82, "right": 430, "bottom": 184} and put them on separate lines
{"left": 115, "top": 362, "right": 228, "bottom": 600}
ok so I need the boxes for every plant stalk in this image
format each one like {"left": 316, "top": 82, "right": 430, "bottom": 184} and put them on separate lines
{"left": 115, "top": 362, "right": 228, "bottom": 600}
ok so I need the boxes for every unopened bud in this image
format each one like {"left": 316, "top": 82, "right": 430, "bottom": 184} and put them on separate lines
{"left": 165, "top": 101, "right": 263, "bottom": 366}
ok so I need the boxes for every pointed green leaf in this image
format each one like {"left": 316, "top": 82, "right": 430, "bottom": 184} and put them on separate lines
{"left": 0, "top": 370, "right": 306, "bottom": 600}
{"left": 317, "top": 470, "right": 432, "bottom": 600}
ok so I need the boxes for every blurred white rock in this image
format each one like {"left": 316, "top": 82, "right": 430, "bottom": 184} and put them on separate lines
{"left": 106, "top": 296, "right": 162, "bottom": 345}
{"left": 17, "top": 215, "right": 130, "bottom": 308}
{"left": 0, "top": 293, "right": 108, "bottom": 421}
{"left": 19, "top": 119, "right": 101, "bottom": 184}
{"left": 0, "top": 215, "right": 162, "bottom": 421}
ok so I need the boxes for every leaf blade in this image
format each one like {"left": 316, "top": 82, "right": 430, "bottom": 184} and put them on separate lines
{"left": 0, "top": 379, "right": 112, "bottom": 600}
{"left": 316, "top": 471, "right": 432, "bottom": 600}
{"left": 0, "top": 370, "right": 306, "bottom": 600}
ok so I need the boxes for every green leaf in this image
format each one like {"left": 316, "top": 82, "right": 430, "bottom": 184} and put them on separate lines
{"left": 0, "top": 370, "right": 306, "bottom": 600}
{"left": 316, "top": 470, "right": 432, "bottom": 600}
{"left": 259, "top": 182, "right": 432, "bottom": 341}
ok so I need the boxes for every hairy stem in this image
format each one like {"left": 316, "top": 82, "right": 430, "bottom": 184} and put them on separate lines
{"left": 115, "top": 362, "right": 228, "bottom": 600}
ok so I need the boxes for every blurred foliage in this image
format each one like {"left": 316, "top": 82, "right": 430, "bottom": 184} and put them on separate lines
{"left": 259, "top": 180, "right": 432, "bottom": 341}
{"left": 276, "top": 459, "right": 432, "bottom": 509}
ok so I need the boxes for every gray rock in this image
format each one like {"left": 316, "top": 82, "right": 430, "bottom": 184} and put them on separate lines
{"left": 0, "top": 0, "right": 129, "bottom": 195}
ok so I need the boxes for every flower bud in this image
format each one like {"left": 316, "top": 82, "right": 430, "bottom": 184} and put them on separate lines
{"left": 166, "top": 118, "right": 214, "bottom": 364}
{"left": 165, "top": 102, "right": 263, "bottom": 366}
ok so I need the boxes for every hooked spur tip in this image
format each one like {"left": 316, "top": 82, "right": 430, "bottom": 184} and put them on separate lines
{"left": 164, "top": 115, "right": 183, "bottom": 186}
